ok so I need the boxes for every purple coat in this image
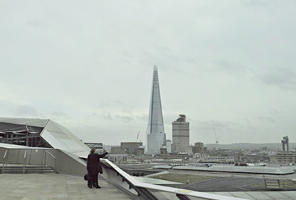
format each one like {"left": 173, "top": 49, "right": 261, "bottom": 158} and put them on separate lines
{"left": 87, "top": 152, "right": 108, "bottom": 175}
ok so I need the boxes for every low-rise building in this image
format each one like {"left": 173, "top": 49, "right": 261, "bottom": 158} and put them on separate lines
{"left": 192, "top": 142, "right": 206, "bottom": 154}
{"left": 121, "top": 142, "right": 143, "bottom": 155}
{"left": 160, "top": 146, "right": 167, "bottom": 155}
{"left": 166, "top": 140, "right": 172, "bottom": 153}
{"left": 85, "top": 142, "right": 103, "bottom": 151}
{"left": 271, "top": 151, "right": 296, "bottom": 164}
{"left": 111, "top": 146, "right": 123, "bottom": 154}
{"left": 136, "top": 146, "right": 145, "bottom": 156}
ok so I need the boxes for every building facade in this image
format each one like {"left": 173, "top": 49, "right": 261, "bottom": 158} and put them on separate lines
{"left": 192, "top": 142, "right": 205, "bottom": 154}
{"left": 146, "top": 66, "right": 166, "bottom": 155}
{"left": 166, "top": 139, "right": 172, "bottom": 153}
{"left": 110, "top": 146, "right": 123, "bottom": 154}
{"left": 85, "top": 143, "right": 103, "bottom": 151}
{"left": 172, "top": 114, "right": 189, "bottom": 153}
{"left": 271, "top": 151, "right": 296, "bottom": 164}
{"left": 121, "top": 142, "right": 143, "bottom": 155}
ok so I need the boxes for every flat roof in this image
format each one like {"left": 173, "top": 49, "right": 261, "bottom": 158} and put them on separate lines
{"left": 0, "top": 174, "right": 131, "bottom": 200}
{"left": 154, "top": 165, "right": 295, "bottom": 175}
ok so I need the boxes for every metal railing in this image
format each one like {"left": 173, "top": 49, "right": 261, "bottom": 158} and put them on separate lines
{"left": 44, "top": 150, "right": 56, "bottom": 169}
{"left": 101, "top": 159, "right": 248, "bottom": 200}
{"left": 0, "top": 148, "right": 56, "bottom": 173}
{"left": 2, "top": 149, "right": 8, "bottom": 172}
{"left": 23, "top": 150, "right": 27, "bottom": 173}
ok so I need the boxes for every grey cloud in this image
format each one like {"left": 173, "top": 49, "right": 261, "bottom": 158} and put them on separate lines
{"left": 99, "top": 111, "right": 147, "bottom": 123}
{"left": 100, "top": 112, "right": 113, "bottom": 120}
{"left": 115, "top": 115, "right": 134, "bottom": 123}
{"left": 257, "top": 67, "right": 296, "bottom": 89}
{"left": 26, "top": 20, "right": 48, "bottom": 28}
{"left": 50, "top": 111, "right": 67, "bottom": 117}
{"left": 242, "top": 0, "right": 271, "bottom": 7}
{"left": 97, "top": 101, "right": 132, "bottom": 111}
{"left": 15, "top": 105, "right": 41, "bottom": 116}
{"left": 257, "top": 116, "right": 276, "bottom": 123}
{"left": 1, "top": 0, "right": 296, "bottom": 144}
{"left": 214, "top": 60, "right": 254, "bottom": 76}
{"left": 193, "top": 120, "right": 240, "bottom": 131}
{"left": 0, "top": 100, "right": 43, "bottom": 118}
{"left": 136, "top": 114, "right": 147, "bottom": 122}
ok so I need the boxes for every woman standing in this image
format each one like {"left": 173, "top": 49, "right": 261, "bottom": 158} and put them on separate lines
{"left": 87, "top": 148, "right": 108, "bottom": 188}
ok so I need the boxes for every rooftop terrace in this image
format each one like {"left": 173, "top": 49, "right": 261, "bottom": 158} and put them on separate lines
{"left": 0, "top": 174, "right": 131, "bottom": 200}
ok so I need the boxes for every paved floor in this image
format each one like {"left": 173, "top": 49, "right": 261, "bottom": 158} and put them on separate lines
{"left": 214, "top": 191, "right": 296, "bottom": 200}
{"left": 0, "top": 174, "right": 131, "bottom": 200}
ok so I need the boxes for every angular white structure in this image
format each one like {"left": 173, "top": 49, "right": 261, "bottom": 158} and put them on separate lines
{"left": 146, "top": 66, "right": 166, "bottom": 155}
{"left": 0, "top": 117, "right": 90, "bottom": 157}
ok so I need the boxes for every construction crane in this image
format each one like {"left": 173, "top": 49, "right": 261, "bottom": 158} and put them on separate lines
{"left": 213, "top": 127, "right": 219, "bottom": 144}
{"left": 136, "top": 131, "right": 141, "bottom": 142}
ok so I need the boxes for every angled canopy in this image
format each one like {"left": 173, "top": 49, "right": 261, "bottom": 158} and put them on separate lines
{"left": 0, "top": 117, "right": 89, "bottom": 157}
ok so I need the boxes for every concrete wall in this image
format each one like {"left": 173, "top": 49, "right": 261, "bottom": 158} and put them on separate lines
{"left": 54, "top": 150, "right": 87, "bottom": 176}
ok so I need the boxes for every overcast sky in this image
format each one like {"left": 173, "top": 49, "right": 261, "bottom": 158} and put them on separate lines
{"left": 1, "top": 0, "right": 296, "bottom": 146}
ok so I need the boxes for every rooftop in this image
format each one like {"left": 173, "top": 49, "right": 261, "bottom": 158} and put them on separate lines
{"left": 0, "top": 174, "right": 131, "bottom": 200}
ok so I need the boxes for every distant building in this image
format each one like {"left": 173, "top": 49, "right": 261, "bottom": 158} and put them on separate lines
{"left": 206, "top": 155, "right": 235, "bottom": 163}
{"left": 85, "top": 143, "right": 103, "bottom": 150}
{"left": 110, "top": 142, "right": 143, "bottom": 155}
{"left": 110, "top": 146, "right": 122, "bottom": 154}
{"left": 103, "top": 145, "right": 112, "bottom": 152}
{"left": 136, "top": 146, "right": 145, "bottom": 156}
{"left": 146, "top": 66, "right": 166, "bottom": 155}
{"left": 281, "top": 136, "right": 289, "bottom": 151}
{"left": 192, "top": 142, "right": 205, "bottom": 154}
{"left": 108, "top": 154, "right": 128, "bottom": 163}
{"left": 271, "top": 151, "right": 296, "bottom": 164}
{"left": 121, "top": 142, "right": 143, "bottom": 155}
{"left": 160, "top": 146, "right": 168, "bottom": 155}
{"left": 166, "top": 139, "right": 172, "bottom": 153}
{"left": 172, "top": 114, "right": 189, "bottom": 153}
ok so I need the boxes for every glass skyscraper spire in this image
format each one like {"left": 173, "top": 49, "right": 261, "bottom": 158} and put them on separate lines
{"left": 146, "top": 66, "right": 166, "bottom": 154}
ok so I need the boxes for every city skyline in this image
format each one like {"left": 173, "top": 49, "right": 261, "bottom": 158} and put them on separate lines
{"left": 0, "top": 1, "right": 296, "bottom": 145}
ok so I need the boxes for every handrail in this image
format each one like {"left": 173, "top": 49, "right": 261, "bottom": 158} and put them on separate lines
{"left": 23, "top": 150, "right": 27, "bottom": 174}
{"left": 101, "top": 159, "right": 248, "bottom": 200}
{"left": 28, "top": 149, "right": 33, "bottom": 166}
{"left": 45, "top": 150, "right": 56, "bottom": 160}
{"left": 2, "top": 150, "right": 8, "bottom": 171}
{"left": 45, "top": 150, "right": 56, "bottom": 169}
{"left": 3, "top": 150, "right": 7, "bottom": 159}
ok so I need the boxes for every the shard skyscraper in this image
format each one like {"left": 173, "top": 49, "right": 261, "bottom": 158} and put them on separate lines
{"left": 146, "top": 66, "right": 166, "bottom": 155}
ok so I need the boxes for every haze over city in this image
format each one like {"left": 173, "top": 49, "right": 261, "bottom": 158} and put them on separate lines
{"left": 1, "top": 0, "right": 296, "bottom": 145}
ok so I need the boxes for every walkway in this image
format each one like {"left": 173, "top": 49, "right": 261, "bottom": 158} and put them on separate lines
{"left": 0, "top": 174, "right": 131, "bottom": 200}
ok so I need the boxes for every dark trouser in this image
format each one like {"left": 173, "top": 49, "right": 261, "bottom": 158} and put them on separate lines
{"left": 88, "top": 172, "right": 99, "bottom": 188}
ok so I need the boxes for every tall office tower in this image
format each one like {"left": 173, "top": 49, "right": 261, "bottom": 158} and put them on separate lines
{"left": 146, "top": 66, "right": 166, "bottom": 155}
{"left": 172, "top": 114, "right": 190, "bottom": 153}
